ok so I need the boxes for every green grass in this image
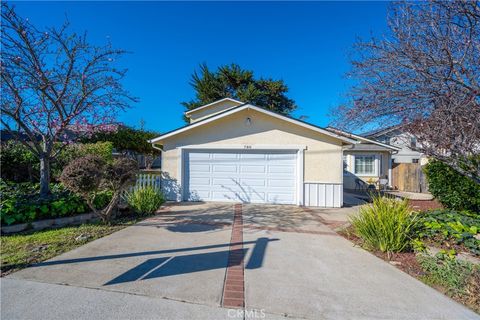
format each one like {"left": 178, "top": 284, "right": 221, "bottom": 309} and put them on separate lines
{"left": 417, "top": 254, "right": 480, "bottom": 313}
{"left": 0, "top": 218, "right": 138, "bottom": 275}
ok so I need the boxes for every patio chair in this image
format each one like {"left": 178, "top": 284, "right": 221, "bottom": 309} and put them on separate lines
{"left": 377, "top": 178, "right": 389, "bottom": 191}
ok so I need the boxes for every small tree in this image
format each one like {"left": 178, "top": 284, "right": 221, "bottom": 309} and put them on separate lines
{"left": 60, "top": 155, "right": 137, "bottom": 223}
{"left": 1, "top": 4, "right": 136, "bottom": 196}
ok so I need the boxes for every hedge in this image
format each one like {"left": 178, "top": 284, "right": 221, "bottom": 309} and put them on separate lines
{"left": 424, "top": 160, "right": 480, "bottom": 213}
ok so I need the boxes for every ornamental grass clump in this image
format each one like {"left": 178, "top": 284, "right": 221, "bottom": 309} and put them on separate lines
{"left": 126, "top": 186, "right": 165, "bottom": 215}
{"left": 349, "top": 195, "right": 418, "bottom": 256}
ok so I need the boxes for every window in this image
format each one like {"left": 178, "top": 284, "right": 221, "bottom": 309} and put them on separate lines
{"left": 354, "top": 155, "right": 376, "bottom": 175}
{"left": 343, "top": 155, "right": 348, "bottom": 173}
{"left": 412, "top": 158, "right": 419, "bottom": 164}
{"left": 410, "top": 137, "right": 417, "bottom": 148}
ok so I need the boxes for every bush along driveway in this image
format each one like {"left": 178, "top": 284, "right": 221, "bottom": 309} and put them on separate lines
{"left": 344, "top": 196, "right": 480, "bottom": 314}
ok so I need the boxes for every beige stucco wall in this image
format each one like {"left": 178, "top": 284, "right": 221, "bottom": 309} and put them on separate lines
{"left": 188, "top": 100, "right": 242, "bottom": 123}
{"left": 158, "top": 108, "right": 345, "bottom": 188}
{"left": 343, "top": 150, "right": 391, "bottom": 189}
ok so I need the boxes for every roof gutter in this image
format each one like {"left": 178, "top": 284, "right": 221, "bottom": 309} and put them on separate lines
{"left": 148, "top": 140, "right": 164, "bottom": 152}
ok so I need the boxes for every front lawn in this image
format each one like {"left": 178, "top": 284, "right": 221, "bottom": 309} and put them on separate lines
{"left": 0, "top": 217, "right": 138, "bottom": 276}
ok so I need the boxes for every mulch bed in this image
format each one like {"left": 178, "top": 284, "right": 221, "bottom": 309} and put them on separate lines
{"left": 338, "top": 226, "right": 425, "bottom": 278}
{"left": 409, "top": 199, "right": 443, "bottom": 211}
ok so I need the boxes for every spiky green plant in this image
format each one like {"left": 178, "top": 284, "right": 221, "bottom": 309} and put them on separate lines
{"left": 349, "top": 195, "right": 418, "bottom": 256}
{"left": 125, "top": 186, "right": 165, "bottom": 215}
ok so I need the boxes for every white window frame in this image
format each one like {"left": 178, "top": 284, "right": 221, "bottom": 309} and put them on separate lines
{"left": 353, "top": 154, "right": 379, "bottom": 177}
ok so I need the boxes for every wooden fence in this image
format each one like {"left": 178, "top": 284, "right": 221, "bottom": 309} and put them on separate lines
{"left": 391, "top": 163, "right": 428, "bottom": 193}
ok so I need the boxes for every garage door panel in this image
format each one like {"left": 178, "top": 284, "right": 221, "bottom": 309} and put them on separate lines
{"left": 212, "top": 178, "right": 238, "bottom": 186}
{"left": 186, "top": 150, "right": 297, "bottom": 204}
{"left": 268, "top": 179, "right": 295, "bottom": 187}
{"left": 212, "top": 153, "right": 238, "bottom": 160}
{"left": 189, "top": 152, "right": 210, "bottom": 160}
{"left": 240, "top": 165, "right": 266, "bottom": 173}
{"left": 268, "top": 165, "right": 295, "bottom": 173}
{"left": 268, "top": 153, "right": 296, "bottom": 160}
{"left": 240, "top": 178, "right": 266, "bottom": 186}
{"left": 212, "top": 165, "right": 237, "bottom": 173}
{"left": 267, "top": 193, "right": 295, "bottom": 203}
{"left": 189, "top": 177, "right": 211, "bottom": 186}
{"left": 189, "top": 190, "right": 211, "bottom": 199}
{"left": 241, "top": 153, "right": 266, "bottom": 160}
{"left": 189, "top": 164, "right": 211, "bottom": 173}
{"left": 246, "top": 193, "right": 266, "bottom": 202}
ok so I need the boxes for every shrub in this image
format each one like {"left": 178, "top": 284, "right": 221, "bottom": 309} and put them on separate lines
{"left": 126, "top": 187, "right": 165, "bottom": 214}
{"left": 1, "top": 141, "right": 114, "bottom": 183}
{"left": 0, "top": 141, "right": 38, "bottom": 182}
{"left": 53, "top": 142, "right": 114, "bottom": 179}
{"left": 0, "top": 181, "right": 87, "bottom": 225}
{"left": 349, "top": 195, "right": 418, "bottom": 256}
{"left": 416, "top": 209, "right": 480, "bottom": 256}
{"left": 60, "top": 156, "right": 137, "bottom": 223}
{"left": 0, "top": 180, "right": 113, "bottom": 225}
{"left": 424, "top": 160, "right": 480, "bottom": 213}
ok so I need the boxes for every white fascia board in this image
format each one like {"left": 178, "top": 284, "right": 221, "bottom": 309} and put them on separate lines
{"left": 150, "top": 104, "right": 358, "bottom": 145}
{"left": 184, "top": 98, "right": 245, "bottom": 116}
{"left": 328, "top": 128, "right": 401, "bottom": 151}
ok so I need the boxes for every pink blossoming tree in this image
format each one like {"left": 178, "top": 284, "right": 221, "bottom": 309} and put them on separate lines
{"left": 1, "top": 4, "right": 137, "bottom": 196}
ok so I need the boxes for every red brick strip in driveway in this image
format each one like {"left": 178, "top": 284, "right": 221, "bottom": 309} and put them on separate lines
{"left": 222, "top": 204, "right": 245, "bottom": 309}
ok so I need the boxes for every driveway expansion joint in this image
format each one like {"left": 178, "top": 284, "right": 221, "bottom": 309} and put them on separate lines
{"left": 222, "top": 203, "right": 245, "bottom": 309}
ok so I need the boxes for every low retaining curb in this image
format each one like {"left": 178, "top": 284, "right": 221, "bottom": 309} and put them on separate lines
{"left": 1, "top": 213, "right": 98, "bottom": 234}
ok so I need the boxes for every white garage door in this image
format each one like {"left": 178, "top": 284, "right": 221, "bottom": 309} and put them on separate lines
{"left": 185, "top": 150, "right": 297, "bottom": 204}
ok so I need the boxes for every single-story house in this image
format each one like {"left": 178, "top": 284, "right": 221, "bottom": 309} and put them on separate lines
{"left": 149, "top": 98, "right": 361, "bottom": 207}
{"left": 325, "top": 128, "right": 401, "bottom": 190}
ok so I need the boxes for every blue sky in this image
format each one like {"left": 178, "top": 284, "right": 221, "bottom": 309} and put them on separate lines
{"left": 12, "top": 1, "right": 389, "bottom": 133}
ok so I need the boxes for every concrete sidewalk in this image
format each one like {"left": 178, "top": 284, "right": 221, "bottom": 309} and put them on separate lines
{"left": 1, "top": 278, "right": 231, "bottom": 320}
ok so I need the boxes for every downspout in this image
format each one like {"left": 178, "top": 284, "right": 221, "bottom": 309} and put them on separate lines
{"left": 151, "top": 143, "right": 164, "bottom": 153}
{"left": 149, "top": 140, "right": 164, "bottom": 170}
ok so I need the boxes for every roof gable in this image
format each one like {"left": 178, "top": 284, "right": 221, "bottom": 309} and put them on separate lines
{"left": 184, "top": 98, "right": 245, "bottom": 123}
{"left": 150, "top": 104, "right": 357, "bottom": 144}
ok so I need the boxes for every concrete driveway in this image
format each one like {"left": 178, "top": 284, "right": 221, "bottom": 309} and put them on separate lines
{"left": 2, "top": 202, "right": 479, "bottom": 320}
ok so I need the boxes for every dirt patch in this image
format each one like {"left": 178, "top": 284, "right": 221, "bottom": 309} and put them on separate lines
{"left": 338, "top": 226, "right": 425, "bottom": 277}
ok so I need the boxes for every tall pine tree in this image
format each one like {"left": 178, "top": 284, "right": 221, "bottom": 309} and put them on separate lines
{"left": 182, "top": 64, "right": 296, "bottom": 120}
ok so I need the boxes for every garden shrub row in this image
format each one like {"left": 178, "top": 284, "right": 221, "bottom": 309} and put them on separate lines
{"left": 349, "top": 195, "right": 480, "bottom": 257}
{"left": 0, "top": 181, "right": 112, "bottom": 225}
{"left": 0, "top": 141, "right": 114, "bottom": 183}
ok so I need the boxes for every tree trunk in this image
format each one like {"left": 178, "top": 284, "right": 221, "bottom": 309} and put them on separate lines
{"left": 39, "top": 155, "right": 51, "bottom": 197}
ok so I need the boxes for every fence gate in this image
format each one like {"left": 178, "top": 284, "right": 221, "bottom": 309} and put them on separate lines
{"left": 391, "top": 163, "right": 428, "bottom": 193}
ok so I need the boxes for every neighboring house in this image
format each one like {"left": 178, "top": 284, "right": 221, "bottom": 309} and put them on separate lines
{"left": 149, "top": 98, "right": 357, "bottom": 207}
{"left": 364, "top": 126, "right": 426, "bottom": 165}
{"left": 326, "top": 128, "right": 401, "bottom": 190}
